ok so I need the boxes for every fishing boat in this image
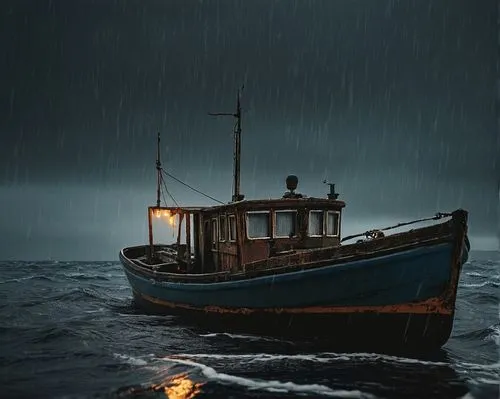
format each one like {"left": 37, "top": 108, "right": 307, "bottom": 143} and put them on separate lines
{"left": 119, "top": 89, "right": 470, "bottom": 350}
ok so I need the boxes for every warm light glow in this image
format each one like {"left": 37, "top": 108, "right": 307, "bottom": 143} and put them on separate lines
{"left": 152, "top": 208, "right": 176, "bottom": 227}
{"left": 150, "top": 373, "right": 203, "bottom": 399}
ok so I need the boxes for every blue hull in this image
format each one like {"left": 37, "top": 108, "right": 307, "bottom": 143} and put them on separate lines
{"left": 122, "top": 242, "right": 458, "bottom": 309}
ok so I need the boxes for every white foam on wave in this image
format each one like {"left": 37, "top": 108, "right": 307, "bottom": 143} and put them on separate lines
{"left": 171, "top": 351, "right": 447, "bottom": 366}
{"left": 460, "top": 281, "right": 499, "bottom": 288}
{"left": 473, "top": 377, "right": 500, "bottom": 386}
{"left": 485, "top": 324, "right": 500, "bottom": 346}
{"left": 83, "top": 307, "right": 105, "bottom": 314}
{"left": 171, "top": 352, "right": 350, "bottom": 363}
{"left": 114, "top": 353, "right": 149, "bottom": 366}
{"left": 0, "top": 275, "right": 49, "bottom": 284}
{"left": 161, "top": 356, "right": 376, "bottom": 398}
{"left": 458, "top": 360, "right": 500, "bottom": 371}
{"left": 172, "top": 351, "right": 500, "bottom": 375}
{"left": 326, "top": 352, "right": 500, "bottom": 375}
{"left": 464, "top": 271, "right": 500, "bottom": 280}
{"left": 324, "top": 352, "right": 450, "bottom": 367}
{"left": 199, "top": 332, "right": 290, "bottom": 343}
{"left": 466, "top": 272, "right": 485, "bottom": 277}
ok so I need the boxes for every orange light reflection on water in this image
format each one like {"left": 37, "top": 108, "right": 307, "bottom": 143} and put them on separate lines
{"left": 151, "top": 372, "right": 203, "bottom": 399}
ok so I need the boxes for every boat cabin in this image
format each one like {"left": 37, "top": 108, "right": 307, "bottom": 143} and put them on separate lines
{"left": 147, "top": 177, "right": 345, "bottom": 274}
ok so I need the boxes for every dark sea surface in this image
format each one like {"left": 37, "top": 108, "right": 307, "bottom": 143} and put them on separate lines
{"left": 0, "top": 251, "right": 498, "bottom": 399}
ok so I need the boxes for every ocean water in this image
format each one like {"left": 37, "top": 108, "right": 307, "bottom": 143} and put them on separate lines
{"left": 0, "top": 251, "right": 498, "bottom": 399}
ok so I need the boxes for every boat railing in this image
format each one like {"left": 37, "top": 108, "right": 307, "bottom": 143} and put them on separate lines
{"left": 340, "top": 212, "right": 453, "bottom": 243}
{"left": 153, "top": 270, "right": 231, "bottom": 280}
{"left": 133, "top": 258, "right": 176, "bottom": 269}
{"left": 131, "top": 257, "right": 231, "bottom": 280}
{"left": 242, "top": 228, "right": 454, "bottom": 273}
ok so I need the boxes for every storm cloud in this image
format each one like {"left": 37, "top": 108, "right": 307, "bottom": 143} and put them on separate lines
{"left": 0, "top": 0, "right": 498, "bottom": 260}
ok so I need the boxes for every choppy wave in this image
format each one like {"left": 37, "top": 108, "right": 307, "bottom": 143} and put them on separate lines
{"left": 111, "top": 349, "right": 499, "bottom": 399}
{"left": 460, "top": 281, "right": 499, "bottom": 288}
{"left": 0, "top": 253, "right": 499, "bottom": 398}
{"left": 160, "top": 351, "right": 500, "bottom": 373}
{"left": 0, "top": 274, "right": 58, "bottom": 284}
{"left": 199, "top": 332, "right": 293, "bottom": 343}
{"left": 114, "top": 353, "right": 375, "bottom": 398}
{"left": 454, "top": 323, "right": 500, "bottom": 344}
{"left": 164, "top": 357, "right": 376, "bottom": 398}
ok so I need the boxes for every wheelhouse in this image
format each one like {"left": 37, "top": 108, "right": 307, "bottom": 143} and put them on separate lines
{"left": 147, "top": 190, "right": 346, "bottom": 274}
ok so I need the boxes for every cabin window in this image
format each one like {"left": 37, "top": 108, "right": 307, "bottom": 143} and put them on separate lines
{"left": 219, "top": 215, "right": 226, "bottom": 241}
{"left": 326, "top": 211, "right": 340, "bottom": 237}
{"left": 275, "top": 210, "right": 297, "bottom": 238}
{"left": 308, "top": 210, "right": 324, "bottom": 236}
{"left": 211, "top": 218, "right": 217, "bottom": 249}
{"left": 246, "top": 211, "right": 270, "bottom": 239}
{"left": 228, "top": 214, "right": 237, "bottom": 241}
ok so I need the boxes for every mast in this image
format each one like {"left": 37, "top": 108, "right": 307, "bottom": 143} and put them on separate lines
{"left": 234, "top": 90, "right": 242, "bottom": 202}
{"left": 148, "top": 132, "right": 162, "bottom": 262}
{"left": 209, "top": 86, "right": 245, "bottom": 202}
{"left": 156, "top": 131, "right": 161, "bottom": 208}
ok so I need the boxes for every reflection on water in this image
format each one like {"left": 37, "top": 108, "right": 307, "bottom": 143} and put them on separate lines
{"left": 116, "top": 372, "right": 204, "bottom": 398}
{"left": 152, "top": 373, "right": 203, "bottom": 399}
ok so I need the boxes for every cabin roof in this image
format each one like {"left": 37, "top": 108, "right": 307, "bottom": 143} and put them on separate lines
{"left": 149, "top": 205, "right": 206, "bottom": 213}
{"left": 150, "top": 197, "right": 346, "bottom": 215}
{"left": 200, "top": 197, "right": 346, "bottom": 212}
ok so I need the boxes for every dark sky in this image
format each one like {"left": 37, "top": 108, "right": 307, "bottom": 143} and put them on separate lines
{"left": 1, "top": 0, "right": 498, "bottom": 260}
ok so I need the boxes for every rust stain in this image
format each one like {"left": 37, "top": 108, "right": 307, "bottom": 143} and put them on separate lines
{"left": 136, "top": 291, "right": 453, "bottom": 316}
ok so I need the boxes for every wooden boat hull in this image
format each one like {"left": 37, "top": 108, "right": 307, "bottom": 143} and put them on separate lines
{"left": 119, "top": 210, "right": 469, "bottom": 350}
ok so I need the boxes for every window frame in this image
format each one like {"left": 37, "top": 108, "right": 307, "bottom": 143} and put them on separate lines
{"left": 325, "top": 211, "right": 341, "bottom": 237}
{"left": 246, "top": 210, "right": 271, "bottom": 240}
{"left": 211, "top": 218, "right": 218, "bottom": 249}
{"left": 219, "top": 214, "right": 227, "bottom": 242}
{"left": 228, "top": 214, "right": 237, "bottom": 242}
{"left": 308, "top": 210, "right": 325, "bottom": 237}
{"left": 273, "top": 209, "right": 298, "bottom": 238}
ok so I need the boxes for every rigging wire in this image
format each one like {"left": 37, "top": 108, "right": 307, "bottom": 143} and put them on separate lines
{"left": 160, "top": 173, "right": 180, "bottom": 208}
{"left": 161, "top": 168, "right": 225, "bottom": 205}
{"left": 161, "top": 186, "right": 168, "bottom": 208}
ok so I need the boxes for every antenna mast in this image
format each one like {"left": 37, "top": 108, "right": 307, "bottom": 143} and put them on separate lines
{"left": 156, "top": 131, "right": 161, "bottom": 207}
{"left": 209, "top": 86, "right": 245, "bottom": 202}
